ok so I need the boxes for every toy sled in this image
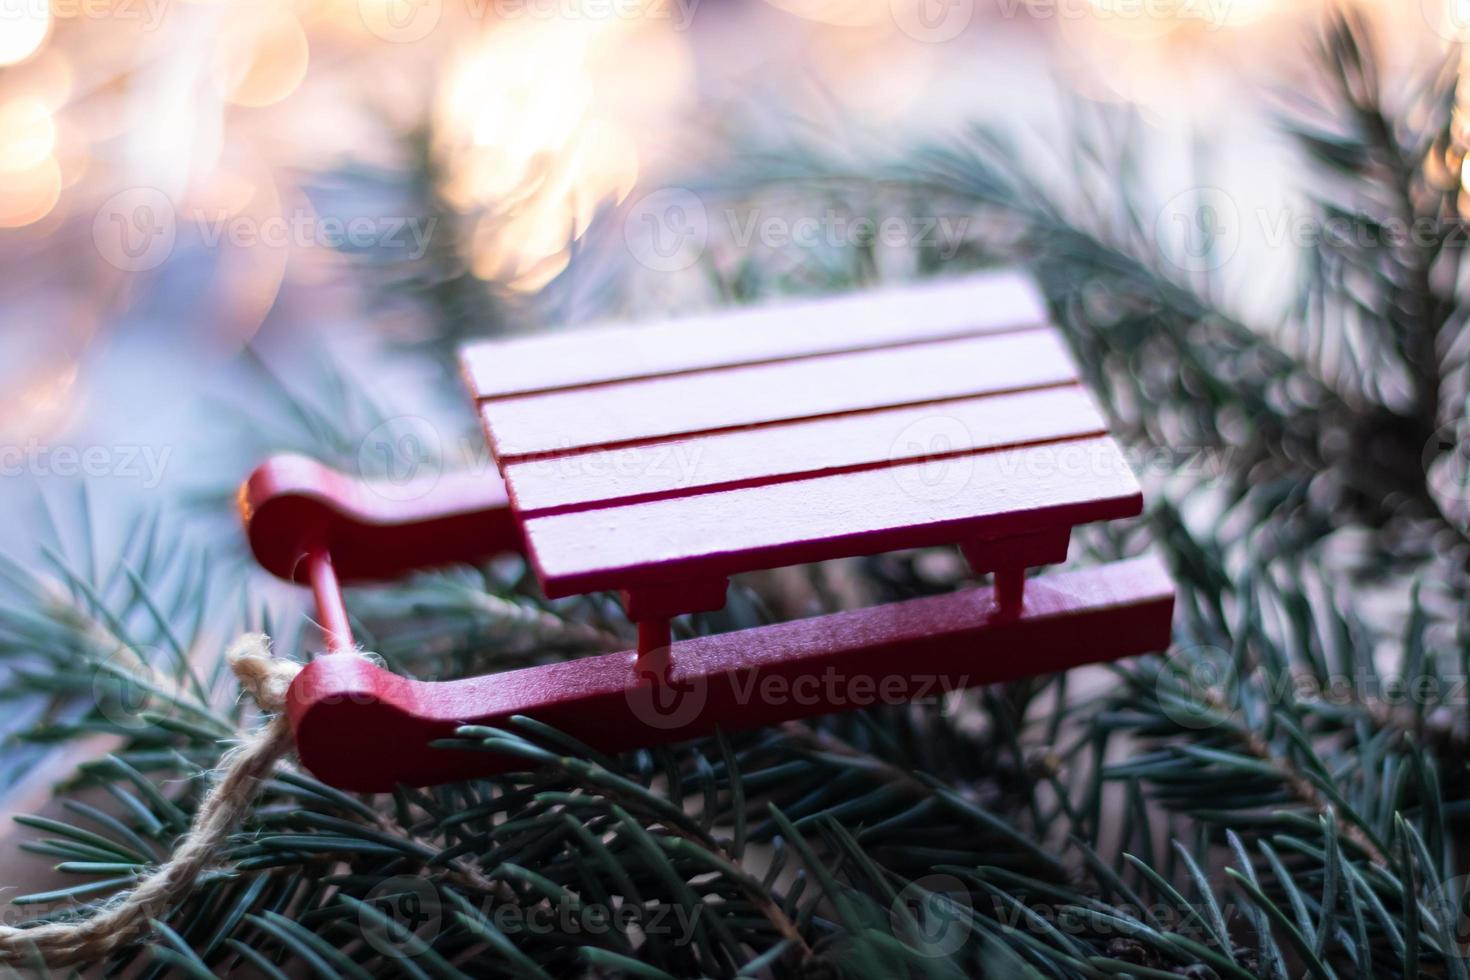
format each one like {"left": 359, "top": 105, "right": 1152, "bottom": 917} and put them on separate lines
{"left": 239, "top": 272, "right": 1174, "bottom": 792}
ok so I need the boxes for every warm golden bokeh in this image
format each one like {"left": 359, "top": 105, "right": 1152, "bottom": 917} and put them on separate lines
{"left": 218, "top": 11, "right": 311, "bottom": 108}
{"left": 435, "top": 4, "right": 688, "bottom": 290}
{"left": 0, "top": 0, "right": 1461, "bottom": 443}
{"left": 0, "top": 0, "right": 49, "bottom": 66}
{"left": 0, "top": 97, "right": 56, "bottom": 173}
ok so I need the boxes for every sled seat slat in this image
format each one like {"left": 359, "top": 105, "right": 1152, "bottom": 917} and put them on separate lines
{"left": 522, "top": 435, "right": 1141, "bottom": 596}
{"left": 501, "top": 385, "right": 1110, "bottom": 516}
{"left": 462, "top": 270, "right": 1046, "bottom": 400}
{"left": 479, "top": 328, "right": 1075, "bottom": 460}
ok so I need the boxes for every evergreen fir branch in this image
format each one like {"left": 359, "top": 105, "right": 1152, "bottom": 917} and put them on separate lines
{"left": 706, "top": 13, "right": 1470, "bottom": 584}
{"left": 312, "top": 123, "right": 516, "bottom": 373}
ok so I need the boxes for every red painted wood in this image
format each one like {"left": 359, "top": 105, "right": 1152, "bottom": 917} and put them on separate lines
{"left": 993, "top": 567, "right": 1024, "bottom": 610}
{"left": 502, "top": 385, "right": 1107, "bottom": 516}
{"left": 307, "top": 548, "right": 355, "bottom": 654}
{"left": 480, "top": 329, "right": 1075, "bottom": 461}
{"left": 241, "top": 454, "right": 523, "bottom": 584}
{"left": 287, "top": 555, "right": 1174, "bottom": 791}
{"left": 622, "top": 579, "right": 730, "bottom": 620}
{"left": 521, "top": 435, "right": 1142, "bottom": 596}
{"left": 462, "top": 270, "right": 1046, "bottom": 400}
{"left": 239, "top": 274, "right": 1175, "bottom": 790}
{"left": 635, "top": 620, "right": 672, "bottom": 678}
{"left": 961, "top": 527, "right": 1072, "bottom": 575}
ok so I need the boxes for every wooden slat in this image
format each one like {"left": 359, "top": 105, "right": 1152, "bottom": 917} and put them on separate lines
{"left": 521, "top": 435, "right": 1141, "bottom": 596}
{"left": 503, "top": 385, "right": 1107, "bottom": 515}
{"left": 463, "top": 270, "right": 1045, "bottom": 400}
{"left": 482, "top": 330, "right": 1076, "bottom": 460}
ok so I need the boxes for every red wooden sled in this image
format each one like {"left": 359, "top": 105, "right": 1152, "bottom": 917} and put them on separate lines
{"left": 240, "top": 272, "right": 1174, "bottom": 792}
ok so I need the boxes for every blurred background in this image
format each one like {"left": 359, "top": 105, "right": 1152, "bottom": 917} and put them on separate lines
{"left": 0, "top": 0, "right": 1455, "bottom": 510}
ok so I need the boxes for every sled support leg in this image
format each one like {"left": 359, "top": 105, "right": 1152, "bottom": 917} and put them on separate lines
{"left": 285, "top": 554, "right": 1175, "bottom": 792}
{"left": 961, "top": 527, "right": 1073, "bottom": 613}
{"left": 622, "top": 579, "right": 729, "bottom": 678}
{"left": 307, "top": 547, "right": 354, "bottom": 655}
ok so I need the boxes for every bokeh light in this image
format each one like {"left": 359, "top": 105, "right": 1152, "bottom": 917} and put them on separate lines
{"left": 217, "top": 12, "right": 310, "bottom": 108}
{"left": 0, "top": 0, "right": 1441, "bottom": 444}
{"left": 0, "top": 0, "right": 49, "bottom": 67}
{"left": 0, "top": 97, "right": 55, "bottom": 172}
{"left": 0, "top": 156, "right": 60, "bottom": 227}
{"left": 436, "top": 7, "right": 688, "bottom": 291}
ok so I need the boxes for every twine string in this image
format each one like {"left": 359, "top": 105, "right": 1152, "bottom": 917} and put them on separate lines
{"left": 0, "top": 634, "right": 305, "bottom": 967}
